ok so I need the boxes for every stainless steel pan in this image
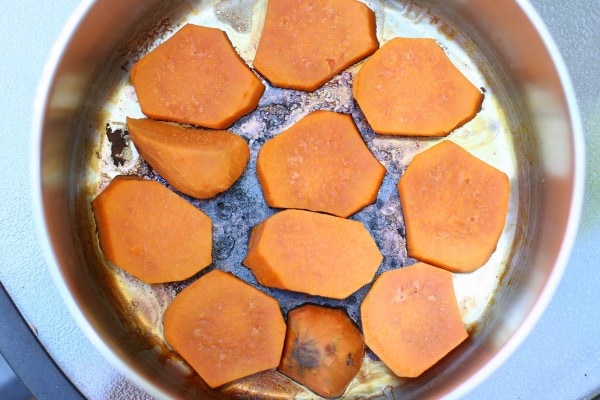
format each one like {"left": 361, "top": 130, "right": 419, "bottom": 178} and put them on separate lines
{"left": 32, "top": 0, "right": 584, "bottom": 398}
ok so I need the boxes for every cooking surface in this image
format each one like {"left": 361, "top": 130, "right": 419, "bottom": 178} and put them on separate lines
{"left": 0, "top": 1, "right": 598, "bottom": 399}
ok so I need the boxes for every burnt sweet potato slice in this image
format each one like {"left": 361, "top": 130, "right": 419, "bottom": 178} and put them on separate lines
{"left": 127, "top": 117, "right": 249, "bottom": 199}
{"left": 398, "top": 140, "right": 510, "bottom": 273}
{"left": 353, "top": 37, "right": 483, "bottom": 136}
{"left": 256, "top": 111, "right": 386, "bottom": 218}
{"left": 278, "top": 304, "right": 364, "bottom": 398}
{"left": 163, "top": 270, "right": 286, "bottom": 388}
{"left": 253, "top": 0, "right": 378, "bottom": 91}
{"left": 91, "top": 176, "right": 212, "bottom": 283}
{"left": 361, "top": 262, "right": 468, "bottom": 378}
{"left": 130, "top": 24, "right": 264, "bottom": 129}
{"left": 243, "top": 209, "right": 382, "bottom": 299}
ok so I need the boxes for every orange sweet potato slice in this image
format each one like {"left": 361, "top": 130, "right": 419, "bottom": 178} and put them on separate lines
{"left": 278, "top": 304, "right": 365, "bottom": 398}
{"left": 127, "top": 117, "right": 249, "bottom": 199}
{"left": 163, "top": 270, "right": 286, "bottom": 388}
{"left": 253, "top": 0, "right": 378, "bottom": 91}
{"left": 130, "top": 24, "right": 264, "bottom": 129}
{"left": 398, "top": 140, "right": 510, "bottom": 273}
{"left": 353, "top": 37, "right": 484, "bottom": 136}
{"left": 361, "top": 262, "right": 468, "bottom": 378}
{"left": 243, "top": 209, "right": 382, "bottom": 299}
{"left": 91, "top": 176, "right": 212, "bottom": 283}
{"left": 256, "top": 111, "right": 386, "bottom": 218}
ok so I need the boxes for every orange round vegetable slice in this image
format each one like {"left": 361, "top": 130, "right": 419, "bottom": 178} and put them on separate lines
{"left": 130, "top": 24, "right": 264, "bottom": 129}
{"left": 256, "top": 111, "right": 386, "bottom": 218}
{"left": 353, "top": 37, "right": 484, "bottom": 136}
{"left": 361, "top": 262, "right": 468, "bottom": 378}
{"left": 127, "top": 117, "right": 249, "bottom": 199}
{"left": 243, "top": 209, "right": 382, "bottom": 299}
{"left": 163, "top": 270, "right": 286, "bottom": 388}
{"left": 398, "top": 140, "right": 510, "bottom": 273}
{"left": 91, "top": 176, "right": 212, "bottom": 283}
{"left": 278, "top": 304, "right": 364, "bottom": 398}
{"left": 253, "top": 0, "right": 378, "bottom": 91}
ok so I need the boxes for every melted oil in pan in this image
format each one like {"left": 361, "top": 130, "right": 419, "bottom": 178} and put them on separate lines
{"left": 87, "top": 0, "right": 520, "bottom": 397}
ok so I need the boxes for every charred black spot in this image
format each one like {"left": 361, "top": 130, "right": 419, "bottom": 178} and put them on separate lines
{"left": 324, "top": 342, "right": 336, "bottom": 356}
{"left": 106, "top": 124, "right": 128, "bottom": 166}
{"left": 397, "top": 225, "right": 405, "bottom": 238}
{"left": 215, "top": 201, "right": 234, "bottom": 220}
{"left": 346, "top": 294, "right": 357, "bottom": 305}
{"left": 215, "top": 236, "right": 235, "bottom": 260}
{"left": 346, "top": 352, "right": 354, "bottom": 366}
{"left": 292, "top": 339, "right": 321, "bottom": 369}
{"left": 260, "top": 104, "right": 292, "bottom": 131}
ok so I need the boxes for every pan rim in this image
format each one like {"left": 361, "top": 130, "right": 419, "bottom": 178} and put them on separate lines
{"left": 441, "top": 1, "right": 585, "bottom": 397}
{"left": 29, "top": 0, "right": 174, "bottom": 399}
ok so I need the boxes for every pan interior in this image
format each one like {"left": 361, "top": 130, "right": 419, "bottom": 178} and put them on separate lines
{"left": 65, "top": 0, "right": 538, "bottom": 398}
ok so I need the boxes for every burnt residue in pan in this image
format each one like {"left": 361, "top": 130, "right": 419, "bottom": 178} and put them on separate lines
{"left": 103, "top": 68, "right": 421, "bottom": 334}
{"left": 105, "top": 124, "right": 129, "bottom": 167}
{"left": 90, "top": 3, "right": 522, "bottom": 396}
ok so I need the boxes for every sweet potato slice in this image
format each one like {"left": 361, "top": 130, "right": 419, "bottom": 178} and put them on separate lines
{"left": 398, "top": 140, "right": 510, "bottom": 272}
{"left": 253, "top": 0, "right": 378, "bottom": 91}
{"left": 127, "top": 117, "right": 249, "bottom": 199}
{"left": 256, "top": 111, "right": 386, "bottom": 218}
{"left": 163, "top": 270, "right": 286, "bottom": 388}
{"left": 361, "top": 262, "right": 468, "bottom": 378}
{"left": 353, "top": 37, "right": 484, "bottom": 136}
{"left": 130, "top": 24, "right": 264, "bottom": 129}
{"left": 278, "top": 304, "right": 364, "bottom": 398}
{"left": 91, "top": 176, "right": 212, "bottom": 283}
{"left": 243, "top": 209, "right": 382, "bottom": 299}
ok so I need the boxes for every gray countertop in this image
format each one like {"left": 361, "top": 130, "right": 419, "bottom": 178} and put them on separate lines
{"left": 0, "top": 1, "right": 598, "bottom": 399}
